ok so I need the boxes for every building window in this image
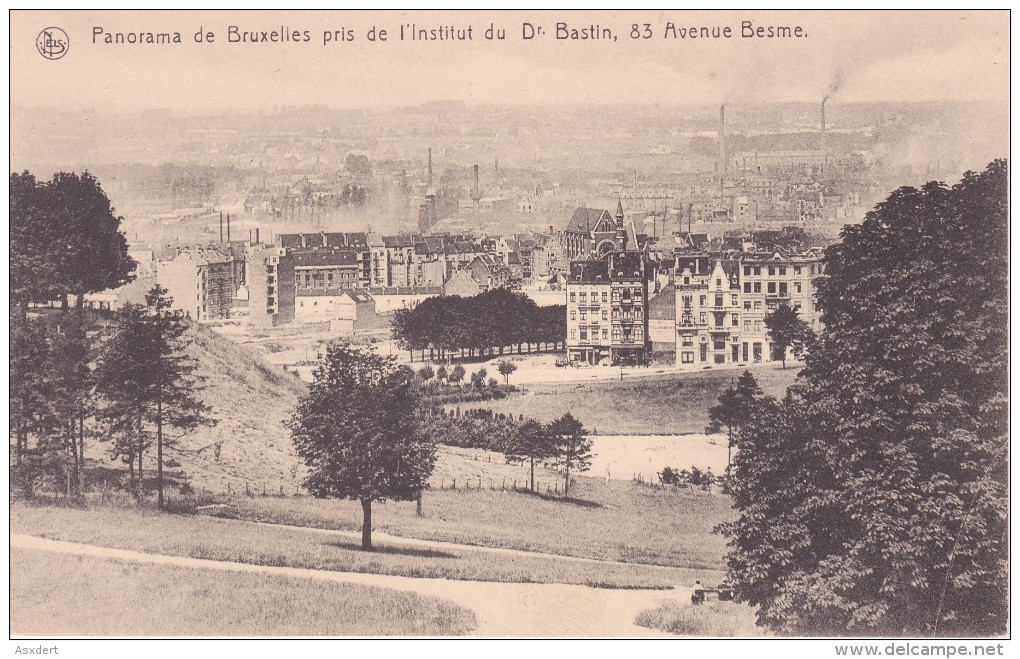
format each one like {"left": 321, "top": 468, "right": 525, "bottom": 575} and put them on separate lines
{"left": 714, "top": 338, "right": 726, "bottom": 350}
{"left": 570, "top": 310, "right": 576, "bottom": 320}
{"left": 754, "top": 321, "right": 762, "bottom": 332}
{"left": 743, "top": 266, "right": 751, "bottom": 276}
{"left": 744, "top": 301, "right": 751, "bottom": 311}
{"left": 580, "top": 311, "right": 587, "bottom": 321}
{"left": 732, "top": 314, "right": 739, "bottom": 327}
{"left": 779, "top": 267, "right": 787, "bottom": 276}
{"left": 602, "top": 329, "right": 608, "bottom": 339}
{"left": 768, "top": 282, "right": 777, "bottom": 294}
{"left": 580, "top": 330, "right": 587, "bottom": 341}
{"left": 716, "top": 278, "right": 722, "bottom": 287}
{"left": 744, "top": 320, "right": 751, "bottom": 331}
{"left": 779, "top": 283, "right": 788, "bottom": 296}
{"left": 768, "top": 266, "right": 775, "bottom": 276}
{"left": 634, "top": 327, "right": 643, "bottom": 341}
{"left": 754, "top": 266, "right": 761, "bottom": 275}
{"left": 743, "top": 282, "right": 751, "bottom": 293}
{"left": 794, "top": 265, "right": 802, "bottom": 275}
{"left": 602, "top": 310, "right": 608, "bottom": 320}
{"left": 580, "top": 292, "right": 587, "bottom": 302}
{"left": 681, "top": 334, "right": 694, "bottom": 347}
{"left": 682, "top": 295, "right": 692, "bottom": 309}
{"left": 754, "top": 301, "right": 762, "bottom": 310}
{"left": 715, "top": 293, "right": 724, "bottom": 307}
{"left": 682, "top": 351, "right": 694, "bottom": 364}
{"left": 570, "top": 330, "right": 576, "bottom": 340}
{"left": 794, "top": 282, "right": 802, "bottom": 294}
{"left": 699, "top": 312, "right": 707, "bottom": 324}
{"left": 602, "top": 292, "right": 608, "bottom": 303}
{"left": 731, "top": 293, "right": 739, "bottom": 306}
{"left": 754, "top": 282, "right": 762, "bottom": 293}
{"left": 570, "top": 292, "right": 576, "bottom": 302}
{"left": 612, "top": 327, "right": 622, "bottom": 341}
{"left": 699, "top": 295, "right": 707, "bottom": 306}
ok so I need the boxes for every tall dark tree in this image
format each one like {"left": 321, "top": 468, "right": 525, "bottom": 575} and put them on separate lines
{"left": 10, "top": 172, "right": 135, "bottom": 310}
{"left": 706, "top": 371, "right": 763, "bottom": 471}
{"left": 764, "top": 303, "right": 815, "bottom": 369}
{"left": 96, "top": 286, "right": 214, "bottom": 507}
{"left": 49, "top": 172, "right": 136, "bottom": 308}
{"left": 10, "top": 172, "right": 61, "bottom": 311}
{"left": 548, "top": 413, "right": 592, "bottom": 495}
{"left": 289, "top": 343, "right": 436, "bottom": 550}
{"left": 45, "top": 313, "right": 95, "bottom": 496}
{"left": 721, "top": 161, "right": 1008, "bottom": 636}
{"left": 503, "top": 419, "right": 556, "bottom": 492}
{"left": 10, "top": 313, "right": 56, "bottom": 491}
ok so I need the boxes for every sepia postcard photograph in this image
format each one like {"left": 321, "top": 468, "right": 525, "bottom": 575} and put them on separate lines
{"left": 7, "top": 8, "right": 1011, "bottom": 650}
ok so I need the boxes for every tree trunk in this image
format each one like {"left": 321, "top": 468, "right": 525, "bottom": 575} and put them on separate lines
{"left": 530, "top": 457, "right": 535, "bottom": 491}
{"left": 77, "top": 412, "right": 86, "bottom": 496}
{"left": 157, "top": 391, "right": 164, "bottom": 510}
{"left": 416, "top": 490, "right": 423, "bottom": 517}
{"left": 361, "top": 498, "right": 373, "bottom": 550}
{"left": 137, "top": 448, "right": 144, "bottom": 498}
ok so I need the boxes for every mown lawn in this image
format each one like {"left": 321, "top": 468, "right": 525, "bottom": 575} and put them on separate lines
{"left": 11, "top": 500, "right": 711, "bottom": 588}
{"left": 459, "top": 364, "right": 800, "bottom": 434}
{"left": 11, "top": 548, "right": 475, "bottom": 636}
{"left": 225, "top": 474, "right": 735, "bottom": 571}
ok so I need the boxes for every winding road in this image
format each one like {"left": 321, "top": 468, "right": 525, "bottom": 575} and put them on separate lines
{"left": 12, "top": 533, "right": 690, "bottom": 636}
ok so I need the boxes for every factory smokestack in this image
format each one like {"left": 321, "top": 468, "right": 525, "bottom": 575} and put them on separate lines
{"left": 820, "top": 99, "right": 828, "bottom": 173}
{"left": 426, "top": 148, "right": 433, "bottom": 190}
{"left": 226, "top": 213, "right": 231, "bottom": 243}
{"left": 471, "top": 164, "right": 481, "bottom": 210}
{"left": 219, "top": 211, "right": 224, "bottom": 243}
{"left": 719, "top": 105, "right": 727, "bottom": 177}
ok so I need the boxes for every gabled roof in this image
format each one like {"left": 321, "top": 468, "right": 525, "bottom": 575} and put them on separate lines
{"left": 565, "top": 208, "right": 614, "bottom": 235}
{"left": 383, "top": 235, "right": 415, "bottom": 248}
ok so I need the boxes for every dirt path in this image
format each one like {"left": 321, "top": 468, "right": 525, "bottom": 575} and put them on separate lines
{"left": 12, "top": 533, "right": 687, "bottom": 637}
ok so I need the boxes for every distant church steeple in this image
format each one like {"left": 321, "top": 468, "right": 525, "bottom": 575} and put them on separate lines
{"left": 615, "top": 199, "right": 627, "bottom": 251}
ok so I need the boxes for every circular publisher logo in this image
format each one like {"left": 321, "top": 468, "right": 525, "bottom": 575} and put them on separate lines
{"left": 36, "top": 27, "right": 69, "bottom": 60}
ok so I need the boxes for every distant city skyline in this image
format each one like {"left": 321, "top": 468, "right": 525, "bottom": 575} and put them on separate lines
{"left": 11, "top": 10, "right": 1008, "bottom": 115}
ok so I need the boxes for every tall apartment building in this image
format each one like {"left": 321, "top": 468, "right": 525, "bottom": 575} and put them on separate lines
{"left": 565, "top": 203, "right": 651, "bottom": 365}
{"left": 157, "top": 250, "right": 235, "bottom": 321}
{"left": 247, "top": 246, "right": 296, "bottom": 327}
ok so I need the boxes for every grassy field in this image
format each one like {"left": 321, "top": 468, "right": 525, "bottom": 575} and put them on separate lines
{"left": 11, "top": 501, "right": 705, "bottom": 588}
{"left": 461, "top": 364, "right": 800, "bottom": 434}
{"left": 635, "top": 600, "right": 766, "bottom": 637}
{"left": 222, "top": 474, "right": 735, "bottom": 571}
{"left": 11, "top": 548, "right": 475, "bottom": 636}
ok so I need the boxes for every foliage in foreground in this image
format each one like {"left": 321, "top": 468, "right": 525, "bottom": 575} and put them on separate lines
{"left": 721, "top": 161, "right": 1008, "bottom": 636}
{"left": 635, "top": 600, "right": 765, "bottom": 637}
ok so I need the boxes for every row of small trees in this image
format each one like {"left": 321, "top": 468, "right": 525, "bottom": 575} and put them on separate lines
{"left": 12, "top": 287, "right": 214, "bottom": 509}
{"left": 392, "top": 289, "right": 566, "bottom": 362}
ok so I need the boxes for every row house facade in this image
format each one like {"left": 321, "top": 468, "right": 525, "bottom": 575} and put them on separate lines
{"left": 565, "top": 251, "right": 651, "bottom": 366}
{"left": 670, "top": 251, "right": 825, "bottom": 368}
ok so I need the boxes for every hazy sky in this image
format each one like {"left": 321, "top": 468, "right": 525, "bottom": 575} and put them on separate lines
{"left": 10, "top": 10, "right": 1009, "bottom": 114}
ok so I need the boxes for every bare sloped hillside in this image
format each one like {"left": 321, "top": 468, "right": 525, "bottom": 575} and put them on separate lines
{"left": 166, "top": 325, "right": 308, "bottom": 493}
